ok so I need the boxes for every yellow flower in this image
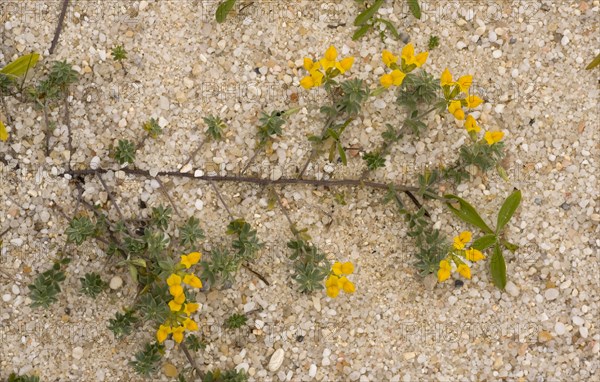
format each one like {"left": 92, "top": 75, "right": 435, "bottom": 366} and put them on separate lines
{"left": 484, "top": 131, "right": 504, "bottom": 145}
{"left": 464, "top": 115, "right": 481, "bottom": 133}
{"left": 457, "top": 264, "right": 471, "bottom": 279}
{"left": 303, "top": 57, "right": 320, "bottom": 72}
{"left": 342, "top": 280, "right": 356, "bottom": 294}
{"left": 341, "top": 262, "right": 354, "bottom": 275}
{"left": 465, "top": 94, "right": 483, "bottom": 108}
{"left": 401, "top": 43, "right": 428, "bottom": 68}
{"left": 169, "top": 284, "right": 184, "bottom": 298}
{"left": 327, "top": 285, "right": 340, "bottom": 298}
{"left": 448, "top": 100, "right": 465, "bottom": 120}
{"left": 437, "top": 260, "right": 452, "bottom": 282}
{"left": 172, "top": 326, "right": 185, "bottom": 343}
{"left": 326, "top": 275, "right": 339, "bottom": 287}
{"left": 440, "top": 68, "right": 453, "bottom": 87}
{"left": 184, "top": 302, "right": 200, "bottom": 316}
{"left": 335, "top": 56, "right": 354, "bottom": 74}
{"left": 456, "top": 75, "right": 473, "bottom": 93}
{"left": 183, "top": 274, "right": 203, "bottom": 289}
{"left": 320, "top": 45, "right": 338, "bottom": 70}
{"left": 300, "top": 69, "right": 324, "bottom": 89}
{"left": 173, "top": 292, "right": 186, "bottom": 305}
{"left": 169, "top": 300, "right": 182, "bottom": 312}
{"left": 331, "top": 262, "right": 343, "bottom": 276}
{"left": 156, "top": 324, "right": 171, "bottom": 343}
{"left": 180, "top": 252, "right": 201, "bottom": 269}
{"left": 380, "top": 69, "right": 406, "bottom": 88}
{"left": 465, "top": 248, "right": 485, "bottom": 262}
{"left": 167, "top": 273, "right": 182, "bottom": 286}
{"left": 183, "top": 318, "right": 198, "bottom": 331}
{"left": 453, "top": 231, "right": 472, "bottom": 250}
{"left": 382, "top": 50, "right": 398, "bottom": 68}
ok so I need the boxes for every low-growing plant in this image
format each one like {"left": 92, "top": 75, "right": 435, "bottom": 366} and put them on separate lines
{"left": 7, "top": 373, "right": 40, "bottom": 382}
{"left": 28, "top": 257, "right": 70, "bottom": 308}
{"left": 80, "top": 272, "right": 107, "bottom": 298}
{"left": 224, "top": 313, "right": 247, "bottom": 329}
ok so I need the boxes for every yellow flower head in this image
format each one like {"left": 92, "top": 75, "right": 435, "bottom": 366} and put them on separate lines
{"left": 448, "top": 100, "right": 465, "bottom": 120}
{"left": 437, "top": 259, "right": 452, "bottom": 282}
{"left": 401, "top": 43, "right": 428, "bottom": 69}
{"left": 331, "top": 262, "right": 343, "bottom": 276}
{"left": 183, "top": 274, "right": 203, "bottom": 289}
{"left": 464, "top": 115, "right": 481, "bottom": 133}
{"left": 169, "top": 284, "right": 184, "bottom": 298}
{"left": 484, "top": 131, "right": 504, "bottom": 145}
{"left": 183, "top": 318, "right": 198, "bottom": 331}
{"left": 457, "top": 264, "right": 471, "bottom": 279}
{"left": 320, "top": 45, "right": 338, "bottom": 70}
{"left": 300, "top": 69, "right": 324, "bottom": 90}
{"left": 456, "top": 75, "right": 473, "bottom": 93}
{"left": 382, "top": 50, "right": 398, "bottom": 68}
{"left": 169, "top": 300, "right": 183, "bottom": 312}
{"left": 156, "top": 324, "right": 171, "bottom": 343}
{"left": 184, "top": 302, "right": 200, "bottom": 316}
{"left": 342, "top": 280, "right": 356, "bottom": 294}
{"left": 335, "top": 56, "right": 354, "bottom": 74}
{"left": 380, "top": 69, "right": 406, "bottom": 88}
{"left": 173, "top": 292, "right": 186, "bottom": 305}
{"left": 453, "top": 231, "right": 472, "bottom": 250}
{"left": 167, "top": 273, "right": 182, "bottom": 286}
{"left": 180, "top": 252, "right": 201, "bottom": 269}
{"left": 466, "top": 94, "right": 483, "bottom": 108}
{"left": 327, "top": 285, "right": 340, "bottom": 298}
{"left": 465, "top": 248, "right": 485, "bottom": 262}
{"left": 341, "top": 262, "right": 354, "bottom": 275}
{"left": 172, "top": 326, "right": 185, "bottom": 343}
{"left": 326, "top": 275, "right": 339, "bottom": 287}
{"left": 303, "top": 57, "right": 320, "bottom": 72}
{"left": 441, "top": 68, "right": 453, "bottom": 87}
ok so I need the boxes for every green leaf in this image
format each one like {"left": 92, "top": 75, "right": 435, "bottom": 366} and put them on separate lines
{"left": 471, "top": 234, "right": 496, "bottom": 251}
{"left": 215, "top": 0, "right": 236, "bottom": 23}
{"left": 444, "top": 194, "right": 494, "bottom": 234}
{"left": 496, "top": 189, "right": 521, "bottom": 234}
{"left": 585, "top": 53, "right": 600, "bottom": 70}
{"left": 0, "top": 52, "right": 40, "bottom": 79}
{"left": 407, "top": 0, "right": 421, "bottom": 19}
{"left": 501, "top": 239, "right": 519, "bottom": 253}
{"left": 338, "top": 143, "right": 347, "bottom": 165}
{"left": 354, "top": 0, "right": 384, "bottom": 26}
{"left": 376, "top": 18, "right": 400, "bottom": 39}
{"left": 352, "top": 24, "right": 372, "bottom": 41}
{"left": 0, "top": 120, "right": 8, "bottom": 141}
{"left": 490, "top": 244, "right": 506, "bottom": 290}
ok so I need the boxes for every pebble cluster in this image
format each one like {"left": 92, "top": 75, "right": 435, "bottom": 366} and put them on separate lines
{"left": 0, "top": 1, "right": 598, "bottom": 381}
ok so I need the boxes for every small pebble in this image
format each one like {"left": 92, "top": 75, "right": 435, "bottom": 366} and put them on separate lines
{"left": 492, "top": 50, "right": 502, "bottom": 58}
{"left": 268, "top": 349, "right": 285, "bottom": 372}
{"left": 72, "top": 346, "right": 84, "bottom": 360}
{"left": 109, "top": 276, "right": 123, "bottom": 290}
{"left": 544, "top": 288, "right": 559, "bottom": 301}
{"left": 554, "top": 322, "right": 566, "bottom": 336}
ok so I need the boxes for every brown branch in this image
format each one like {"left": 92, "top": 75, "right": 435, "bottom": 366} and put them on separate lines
{"left": 209, "top": 181, "right": 234, "bottom": 219}
{"left": 49, "top": 0, "right": 70, "bottom": 55}
{"left": 63, "top": 92, "right": 72, "bottom": 170}
{"left": 96, "top": 172, "right": 134, "bottom": 237}
{"left": 155, "top": 176, "right": 182, "bottom": 218}
{"left": 180, "top": 342, "right": 203, "bottom": 379}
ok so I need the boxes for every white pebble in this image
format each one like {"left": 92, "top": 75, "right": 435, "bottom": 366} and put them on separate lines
{"left": 309, "top": 364, "right": 317, "bottom": 378}
{"left": 72, "top": 346, "right": 84, "bottom": 360}
{"left": 511, "top": 69, "right": 519, "bottom": 78}
{"left": 456, "top": 41, "right": 467, "bottom": 49}
{"left": 572, "top": 316, "right": 584, "bottom": 326}
{"left": 268, "top": 349, "right": 285, "bottom": 372}
{"left": 561, "top": 35, "right": 570, "bottom": 46}
{"left": 579, "top": 326, "right": 589, "bottom": 338}
{"left": 90, "top": 156, "right": 101, "bottom": 170}
{"left": 2, "top": 294, "right": 12, "bottom": 302}
{"left": 11, "top": 285, "right": 19, "bottom": 295}
{"left": 159, "top": 96, "right": 170, "bottom": 110}
{"left": 488, "top": 31, "right": 497, "bottom": 42}
{"left": 109, "top": 276, "right": 123, "bottom": 290}
{"left": 495, "top": 104, "right": 505, "bottom": 113}
{"left": 544, "top": 288, "right": 559, "bottom": 300}
{"left": 492, "top": 50, "right": 502, "bottom": 58}
{"left": 373, "top": 99, "right": 386, "bottom": 109}
{"left": 235, "top": 363, "right": 249, "bottom": 373}
{"left": 195, "top": 200, "right": 204, "bottom": 211}
{"left": 194, "top": 169, "right": 204, "bottom": 177}
{"left": 554, "top": 322, "right": 566, "bottom": 336}
{"left": 505, "top": 281, "right": 520, "bottom": 297}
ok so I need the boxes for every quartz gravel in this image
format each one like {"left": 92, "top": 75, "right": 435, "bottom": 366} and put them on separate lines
{"left": 1, "top": 1, "right": 599, "bottom": 381}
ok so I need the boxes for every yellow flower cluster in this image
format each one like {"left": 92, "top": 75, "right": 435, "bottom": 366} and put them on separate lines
{"left": 325, "top": 261, "right": 356, "bottom": 298}
{"left": 156, "top": 252, "right": 203, "bottom": 344}
{"left": 437, "top": 231, "right": 486, "bottom": 283}
{"left": 440, "top": 69, "right": 504, "bottom": 146}
{"left": 300, "top": 46, "right": 354, "bottom": 89}
{"left": 380, "top": 43, "right": 428, "bottom": 88}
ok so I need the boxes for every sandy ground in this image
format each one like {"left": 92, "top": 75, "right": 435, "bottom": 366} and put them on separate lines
{"left": 1, "top": 1, "right": 599, "bottom": 381}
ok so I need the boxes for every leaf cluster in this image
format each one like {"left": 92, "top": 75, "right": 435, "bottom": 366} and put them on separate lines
{"left": 7, "top": 373, "right": 40, "bottom": 382}
{"left": 130, "top": 341, "right": 164, "bottom": 376}
{"left": 28, "top": 258, "right": 70, "bottom": 308}
{"left": 257, "top": 110, "right": 286, "bottom": 146}
{"left": 287, "top": 238, "right": 330, "bottom": 293}
{"left": 79, "top": 272, "right": 107, "bottom": 298}
{"left": 352, "top": 0, "right": 419, "bottom": 41}
{"left": 114, "top": 139, "right": 136, "bottom": 165}
{"left": 224, "top": 312, "right": 248, "bottom": 329}
{"left": 108, "top": 309, "right": 138, "bottom": 338}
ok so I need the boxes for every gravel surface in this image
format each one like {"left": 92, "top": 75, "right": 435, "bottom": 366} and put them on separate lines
{"left": 1, "top": 1, "right": 599, "bottom": 381}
